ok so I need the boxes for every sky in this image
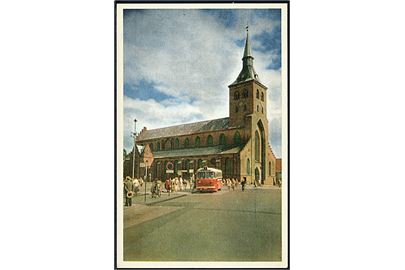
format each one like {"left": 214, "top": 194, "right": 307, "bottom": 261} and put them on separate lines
{"left": 123, "top": 8, "right": 282, "bottom": 157}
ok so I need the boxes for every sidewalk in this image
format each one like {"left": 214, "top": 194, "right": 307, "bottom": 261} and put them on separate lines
{"left": 126, "top": 181, "right": 191, "bottom": 206}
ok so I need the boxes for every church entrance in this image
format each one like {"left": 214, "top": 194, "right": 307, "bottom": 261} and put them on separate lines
{"left": 255, "top": 167, "right": 260, "bottom": 184}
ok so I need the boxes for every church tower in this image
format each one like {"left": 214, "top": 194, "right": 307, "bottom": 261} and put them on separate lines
{"left": 228, "top": 26, "right": 270, "bottom": 184}
{"left": 228, "top": 26, "right": 268, "bottom": 128}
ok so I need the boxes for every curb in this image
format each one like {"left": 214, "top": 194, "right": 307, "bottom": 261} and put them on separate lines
{"left": 145, "top": 193, "right": 187, "bottom": 206}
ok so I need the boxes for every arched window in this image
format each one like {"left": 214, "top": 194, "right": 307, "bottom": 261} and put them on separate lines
{"left": 161, "top": 140, "right": 165, "bottom": 150}
{"left": 257, "top": 105, "right": 259, "bottom": 112}
{"left": 185, "top": 159, "right": 190, "bottom": 170}
{"left": 244, "top": 104, "right": 247, "bottom": 111}
{"left": 174, "top": 160, "right": 179, "bottom": 175}
{"left": 243, "top": 89, "right": 248, "bottom": 98}
{"left": 175, "top": 160, "right": 181, "bottom": 174}
{"left": 184, "top": 138, "right": 189, "bottom": 148}
{"left": 256, "top": 89, "right": 259, "bottom": 99}
{"left": 170, "top": 138, "right": 174, "bottom": 149}
{"left": 233, "top": 131, "right": 241, "bottom": 145}
{"left": 247, "top": 158, "right": 251, "bottom": 175}
{"left": 195, "top": 136, "right": 200, "bottom": 148}
{"left": 269, "top": 161, "right": 272, "bottom": 175}
{"left": 157, "top": 142, "right": 161, "bottom": 151}
{"left": 206, "top": 135, "right": 213, "bottom": 146}
{"left": 255, "top": 131, "right": 260, "bottom": 161}
{"left": 225, "top": 158, "right": 233, "bottom": 176}
{"left": 198, "top": 159, "right": 203, "bottom": 169}
{"left": 261, "top": 92, "right": 264, "bottom": 101}
{"left": 234, "top": 91, "right": 240, "bottom": 100}
{"left": 262, "top": 106, "right": 264, "bottom": 113}
{"left": 150, "top": 143, "right": 153, "bottom": 151}
{"left": 235, "top": 105, "right": 238, "bottom": 113}
{"left": 175, "top": 138, "right": 180, "bottom": 149}
{"left": 219, "top": 133, "right": 226, "bottom": 145}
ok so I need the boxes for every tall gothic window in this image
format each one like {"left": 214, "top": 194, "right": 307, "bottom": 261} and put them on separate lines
{"left": 256, "top": 89, "right": 259, "bottom": 99}
{"left": 157, "top": 142, "right": 161, "bottom": 151}
{"left": 175, "top": 138, "right": 179, "bottom": 149}
{"left": 262, "top": 106, "right": 264, "bottom": 113}
{"left": 225, "top": 158, "right": 233, "bottom": 176}
{"left": 195, "top": 136, "right": 200, "bottom": 148}
{"left": 243, "top": 89, "right": 248, "bottom": 98}
{"left": 257, "top": 105, "right": 259, "bottom": 112}
{"left": 234, "top": 91, "right": 240, "bottom": 100}
{"left": 206, "top": 135, "right": 213, "bottom": 146}
{"left": 219, "top": 133, "right": 226, "bottom": 145}
{"left": 233, "top": 131, "right": 241, "bottom": 145}
{"left": 184, "top": 138, "right": 189, "bottom": 148}
{"left": 261, "top": 92, "right": 264, "bottom": 101}
{"left": 269, "top": 161, "right": 272, "bottom": 175}
{"left": 255, "top": 131, "right": 260, "bottom": 161}
{"left": 198, "top": 159, "right": 203, "bottom": 169}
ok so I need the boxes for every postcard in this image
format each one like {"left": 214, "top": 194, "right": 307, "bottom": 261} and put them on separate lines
{"left": 115, "top": 2, "right": 289, "bottom": 268}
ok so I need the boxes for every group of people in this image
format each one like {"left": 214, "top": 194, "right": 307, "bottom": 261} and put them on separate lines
{"left": 223, "top": 177, "right": 248, "bottom": 191}
{"left": 163, "top": 176, "right": 195, "bottom": 196}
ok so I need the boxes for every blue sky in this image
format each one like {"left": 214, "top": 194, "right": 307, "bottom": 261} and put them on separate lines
{"left": 123, "top": 8, "right": 282, "bottom": 157}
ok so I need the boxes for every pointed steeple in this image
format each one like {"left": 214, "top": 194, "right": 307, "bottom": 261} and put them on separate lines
{"left": 230, "top": 25, "right": 260, "bottom": 86}
{"left": 243, "top": 25, "right": 253, "bottom": 58}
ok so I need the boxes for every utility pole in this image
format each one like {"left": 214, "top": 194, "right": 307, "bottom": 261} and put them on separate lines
{"left": 132, "top": 119, "right": 137, "bottom": 179}
{"left": 144, "top": 160, "right": 148, "bottom": 203}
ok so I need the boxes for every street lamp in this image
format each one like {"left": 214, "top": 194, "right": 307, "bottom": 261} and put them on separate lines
{"left": 144, "top": 160, "right": 148, "bottom": 203}
{"left": 131, "top": 119, "right": 137, "bottom": 179}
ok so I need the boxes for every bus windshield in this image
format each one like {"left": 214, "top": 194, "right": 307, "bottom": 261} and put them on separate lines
{"left": 197, "top": 171, "right": 215, "bottom": 179}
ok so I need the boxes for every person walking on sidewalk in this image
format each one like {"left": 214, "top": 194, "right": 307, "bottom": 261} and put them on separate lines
{"left": 124, "top": 176, "right": 134, "bottom": 206}
{"left": 165, "top": 178, "right": 172, "bottom": 196}
{"left": 241, "top": 177, "right": 247, "bottom": 191}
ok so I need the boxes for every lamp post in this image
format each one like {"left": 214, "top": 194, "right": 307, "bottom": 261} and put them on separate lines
{"left": 131, "top": 119, "right": 137, "bottom": 179}
{"left": 144, "top": 160, "right": 148, "bottom": 203}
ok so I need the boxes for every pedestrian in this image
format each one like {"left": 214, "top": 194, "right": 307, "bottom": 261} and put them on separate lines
{"left": 235, "top": 178, "right": 240, "bottom": 189}
{"left": 124, "top": 176, "right": 134, "bottom": 206}
{"left": 227, "top": 178, "right": 231, "bottom": 190}
{"left": 179, "top": 176, "right": 184, "bottom": 191}
{"left": 231, "top": 178, "right": 235, "bottom": 191}
{"left": 165, "top": 178, "right": 171, "bottom": 196}
{"left": 133, "top": 178, "right": 140, "bottom": 196}
{"left": 241, "top": 177, "right": 247, "bottom": 191}
{"left": 173, "top": 177, "right": 178, "bottom": 192}
{"left": 183, "top": 178, "right": 187, "bottom": 190}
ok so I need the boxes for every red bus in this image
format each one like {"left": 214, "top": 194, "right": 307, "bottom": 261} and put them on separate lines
{"left": 196, "top": 167, "right": 223, "bottom": 192}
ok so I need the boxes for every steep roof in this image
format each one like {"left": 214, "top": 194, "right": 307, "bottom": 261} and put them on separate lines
{"left": 152, "top": 145, "right": 243, "bottom": 159}
{"left": 136, "top": 117, "right": 230, "bottom": 141}
{"left": 230, "top": 27, "right": 261, "bottom": 86}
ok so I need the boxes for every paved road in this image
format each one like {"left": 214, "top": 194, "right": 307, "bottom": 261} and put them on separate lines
{"left": 124, "top": 187, "right": 281, "bottom": 261}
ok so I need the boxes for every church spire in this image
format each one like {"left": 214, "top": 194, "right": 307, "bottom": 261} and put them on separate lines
{"left": 230, "top": 26, "right": 260, "bottom": 86}
{"left": 243, "top": 25, "right": 253, "bottom": 58}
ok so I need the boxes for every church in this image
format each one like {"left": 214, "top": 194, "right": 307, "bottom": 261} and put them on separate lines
{"left": 124, "top": 28, "right": 278, "bottom": 185}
